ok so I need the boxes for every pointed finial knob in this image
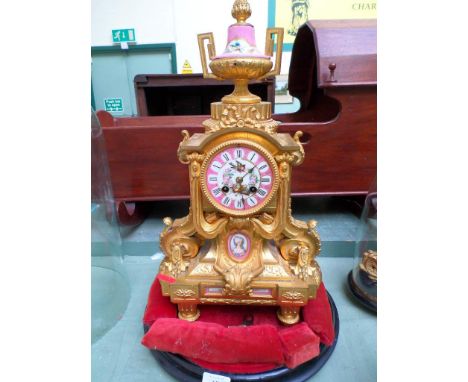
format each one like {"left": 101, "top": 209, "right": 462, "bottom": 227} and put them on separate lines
{"left": 232, "top": 0, "right": 251, "bottom": 23}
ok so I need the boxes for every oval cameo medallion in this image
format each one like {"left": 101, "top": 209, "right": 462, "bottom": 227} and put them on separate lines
{"left": 227, "top": 231, "right": 251, "bottom": 261}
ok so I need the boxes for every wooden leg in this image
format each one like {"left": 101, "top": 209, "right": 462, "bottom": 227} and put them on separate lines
{"left": 178, "top": 303, "right": 200, "bottom": 322}
{"left": 116, "top": 201, "right": 149, "bottom": 226}
{"left": 277, "top": 305, "right": 300, "bottom": 325}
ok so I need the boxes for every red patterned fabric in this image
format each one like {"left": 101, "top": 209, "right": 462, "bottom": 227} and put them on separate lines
{"left": 142, "top": 275, "right": 334, "bottom": 373}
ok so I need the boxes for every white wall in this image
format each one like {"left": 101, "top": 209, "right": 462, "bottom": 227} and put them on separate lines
{"left": 92, "top": 0, "right": 176, "bottom": 45}
{"left": 92, "top": 0, "right": 292, "bottom": 74}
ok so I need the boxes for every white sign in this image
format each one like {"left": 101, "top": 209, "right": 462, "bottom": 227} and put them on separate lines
{"left": 202, "top": 372, "right": 231, "bottom": 382}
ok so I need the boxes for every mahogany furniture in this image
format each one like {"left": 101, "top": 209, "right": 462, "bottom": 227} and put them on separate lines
{"left": 98, "top": 20, "right": 376, "bottom": 222}
{"left": 134, "top": 74, "right": 275, "bottom": 116}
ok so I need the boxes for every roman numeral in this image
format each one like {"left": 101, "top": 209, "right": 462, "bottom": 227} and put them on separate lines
{"left": 247, "top": 197, "right": 258, "bottom": 206}
{"left": 222, "top": 153, "right": 230, "bottom": 162}
{"left": 235, "top": 200, "right": 243, "bottom": 209}
{"left": 261, "top": 176, "right": 271, "bottom": 184}
{"left": 258, "top": 161, "right": 269, "bottom": 173}
{"left": 213, "top": 188, "right": 221, "bottom": 196}
{"left": 235, "top": 149, "right": 243, "bottom": 158}
{"left": 257, "top": 188, "right": 267, "bottom": 197}
{"left": 210, "top": 161, "right": 223, "bottom": 172}
{"left": 208, "top": 176, "right": 217, "bottom": 182}
{"left": 248, "top": 151, "right": 258, "bottom": 162}
{"left": 222, "top": 196, "right": 231, "bottom": 206}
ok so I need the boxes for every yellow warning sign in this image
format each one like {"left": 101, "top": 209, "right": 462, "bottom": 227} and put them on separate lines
{"left": 182, "top": 60, "right": 193, "bottom": 74}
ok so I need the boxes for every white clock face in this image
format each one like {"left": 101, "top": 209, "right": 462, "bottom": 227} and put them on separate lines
{"left": 203, "top": 143, "right": 277, "bottom": 215}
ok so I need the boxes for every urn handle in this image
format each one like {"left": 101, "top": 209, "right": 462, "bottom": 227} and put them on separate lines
{"left": 259, "top": 27, "right": 284, "bottom": 80}
{"left": 197, "top": 32, "right": 222, "bottom": 80}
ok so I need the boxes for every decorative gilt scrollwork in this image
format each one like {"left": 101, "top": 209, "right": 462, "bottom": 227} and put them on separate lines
{"left": 187, "top": 153, "right": 206, "bottom": 164}
{"left": 218, "top": 263, "right": 263, "bottom": 296}
{"left": 282, "top": 291, "right": 305, "bottom": 300}
{"left": 292, "top": 131, "right": 305, "bottom": 165}
{"left": 159, "top": 241, "right": 189, "bottom": 278}
{"left": 360, "top": 250, "right": 377, "bottom": 282}
{"left": 203, "top": 104, "right": 279, "bottom": 134}
{"left": 258, "top": 212, "right": 275, "bottom": 225}
{"left": 160, "top": 214, "right": 201, "bottom": 278}
{"left": 174, "top": 289, "right": 196, "bottom": 298}
{"left": 190, "top": 263, "right": 215, "bottom": 276}
{"left": 178, "top": 130, "right": 193, "bottom": 164}
{"left": 275, "top": 151, "right": 304, "bottom": 167}
{"left": 181, "top": 129, "right": 190, "bottom": 142}
{"left": 203, "top": 103, "right": 279, "bottom": 133}
{"left": 221, "top": 105, "right": 260, "bottom": 128}
{"left": 261, "top": 264, "right": 289, "bottom": 277}
{"left": 159, "top": 156, "right": 229, "bottom": 278}
{"left": 281, "top": 241, "right": 322, "bottom": 285}
{"left": 201, "top": 298, "right": 276, "bottom": 305}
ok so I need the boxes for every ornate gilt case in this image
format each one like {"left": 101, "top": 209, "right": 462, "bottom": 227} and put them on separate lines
{"left": 158, "top": 0, "right": 322, "bottom": 325}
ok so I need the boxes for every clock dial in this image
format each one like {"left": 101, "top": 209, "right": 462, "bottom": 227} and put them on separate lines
{"left": 203, "top": 143, "right": 277, "bottom": 215}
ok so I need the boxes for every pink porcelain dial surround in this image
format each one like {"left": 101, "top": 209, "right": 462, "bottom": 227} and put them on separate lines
{"left": 202, "top": 142, "right": 278, "bottom": 216}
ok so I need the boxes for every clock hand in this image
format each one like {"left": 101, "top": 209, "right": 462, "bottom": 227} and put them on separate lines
{"left": 241, "top": 165, "right": 256, "bottom": 180}
{"left": 235, "top": 160, "right": 247, "bottom": 172}
{"left": 239, "top": 188, "right": 253, "bottom": 196}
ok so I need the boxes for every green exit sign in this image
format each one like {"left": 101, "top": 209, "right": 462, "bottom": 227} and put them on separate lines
{"left": 104, "top": 98, "right": 123, "bottom": 113}
{"left": 112, "top": 29, "right": 135, "bottom": 43}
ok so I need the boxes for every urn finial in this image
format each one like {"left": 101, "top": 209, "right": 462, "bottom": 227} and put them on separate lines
{"left": 232, "top": 0, "right": 252, "bottom": 24}
{"left": 198, "top": 0, "right": 284, "bottom": 105}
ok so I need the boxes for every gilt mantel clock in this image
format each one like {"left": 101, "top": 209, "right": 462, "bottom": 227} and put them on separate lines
{"left": 158, "top": 0, "right": 322, "bottom": 325}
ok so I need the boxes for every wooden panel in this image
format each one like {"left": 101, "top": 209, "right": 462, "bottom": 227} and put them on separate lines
{"left": 278, "top": 86, "right": 376, "bottom": 195}
{"left": 99, "top": 111, "right": 203, "bottom": 200}
{"left": 98, "top": 19, "right": 376, "bottom": 202}
{"left": 99, "top": 85, "right": 375, "bottom": 201}
{"left": 289, "top": 19, "right": 376, "bottom": 92}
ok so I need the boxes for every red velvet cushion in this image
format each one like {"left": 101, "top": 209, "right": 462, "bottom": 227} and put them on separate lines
{"left": 142, "top": 274, "right": 176, "bottom": 325}
{"left": 278, "top": 322, "right": 320, "bottom": 369}
{"left": 142, "top": 275, "right": 335, "bottom": 373}
{"left": 142, "top": 318, "right": 285, "bottom": 364}
{"left": 302, "top": 283, "right": 335, "bottom": 346}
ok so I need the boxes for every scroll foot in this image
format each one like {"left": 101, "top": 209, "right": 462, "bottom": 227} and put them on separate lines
{"left": 116, "top": 201, "right": 148, "bottom": 226}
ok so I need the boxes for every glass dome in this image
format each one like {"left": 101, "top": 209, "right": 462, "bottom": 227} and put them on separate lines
{"left": 348, "top": 179, "right": 377, "bottom": 311}
{"left": 91, "top": 108, "right": 130, "bottom": 343}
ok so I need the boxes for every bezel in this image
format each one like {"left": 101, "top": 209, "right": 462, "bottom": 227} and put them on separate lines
{"left": 200, "top": 139, "right": 279, "bottom": 216}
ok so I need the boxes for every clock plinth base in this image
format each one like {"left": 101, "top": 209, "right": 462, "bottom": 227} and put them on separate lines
{"left": 277, "top": 306, "right": 300, "bottom": 325}
{"left": 161, "top": 240, "right": 320, "bottom": 325}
